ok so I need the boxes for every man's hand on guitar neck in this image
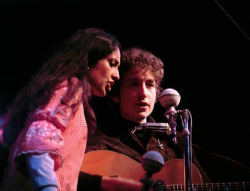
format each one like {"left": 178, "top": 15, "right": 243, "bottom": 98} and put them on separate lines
{"left": 100, "top": 176, "right": 142, "bottom": 191}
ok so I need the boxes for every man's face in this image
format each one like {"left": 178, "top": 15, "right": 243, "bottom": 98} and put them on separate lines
{"left": 117, "top": 67, "right": 156, "bottom": 124}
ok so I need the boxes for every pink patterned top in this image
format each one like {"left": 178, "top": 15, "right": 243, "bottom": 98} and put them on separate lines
{"left": 0, "top": 77, "right": 88, "bottom": 191}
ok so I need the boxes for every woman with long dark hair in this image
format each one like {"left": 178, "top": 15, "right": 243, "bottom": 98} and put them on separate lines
{"left": 0, "top": 28, "right": 122, "bottom": 191}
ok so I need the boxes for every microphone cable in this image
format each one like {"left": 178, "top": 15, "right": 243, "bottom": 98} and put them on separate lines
{"left": 214, "top": 0, "right": 250, "bottom": 41}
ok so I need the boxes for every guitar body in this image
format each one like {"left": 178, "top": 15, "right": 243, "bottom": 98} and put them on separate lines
{"left": 153, "top": 158, "right": 202, "bottom": 184}
{"left": 80, "top": 150, "right": 202, "bottom": 185}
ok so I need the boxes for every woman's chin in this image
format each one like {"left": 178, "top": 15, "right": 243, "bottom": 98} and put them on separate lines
{"left": 92, "top": 90, "right": 106, "bottom": 97}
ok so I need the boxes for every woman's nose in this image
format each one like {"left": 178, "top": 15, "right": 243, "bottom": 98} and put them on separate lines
{"left": 112, "top": 69, "right": 120, "bottom": 81}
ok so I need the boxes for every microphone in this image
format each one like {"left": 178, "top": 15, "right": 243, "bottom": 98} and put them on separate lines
{"left": 158, "top": 88, "right": 181, "bottom": 109}
{"left": 158, "top": 88, "right": 181, "bottom": 144}
{"left": 141, "top": 151, "right": 164, "bottom": 174}
{"left": 140, "top": 151, "right": 164, "bottom": 191}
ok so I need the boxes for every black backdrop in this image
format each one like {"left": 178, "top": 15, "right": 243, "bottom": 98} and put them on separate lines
{"left": 1, "top": 0, "right": 250, "bottom": 183}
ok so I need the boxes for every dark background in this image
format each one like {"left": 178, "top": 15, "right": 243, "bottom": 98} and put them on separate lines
{"left": 1, "top": 0, "right": 250, "bottom": 184}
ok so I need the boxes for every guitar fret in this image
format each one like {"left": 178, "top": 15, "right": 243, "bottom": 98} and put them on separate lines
{"left": 168, "top": 184, "right": 184, "bottom": 191}
{"left": 206, "top": 183, "right": 210, "bottom": 191}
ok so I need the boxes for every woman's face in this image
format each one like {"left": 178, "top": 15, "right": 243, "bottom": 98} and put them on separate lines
{"left": 88, "top": 48, "right": 121, "bottom": 97}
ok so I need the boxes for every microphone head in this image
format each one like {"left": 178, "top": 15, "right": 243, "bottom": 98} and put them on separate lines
{"left": 158, "top": 88, "right": 181, "bottom": 109}
{"left": 141, "top": 151, "right": 164, "bottom": 174}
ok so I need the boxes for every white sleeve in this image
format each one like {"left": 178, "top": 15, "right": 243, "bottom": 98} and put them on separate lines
{"left": 26, "top": 152, "right": 58, "bottom": 191}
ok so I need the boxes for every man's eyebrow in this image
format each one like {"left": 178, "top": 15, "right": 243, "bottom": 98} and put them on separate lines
{"left": 146, "top": 78, "right": 155, "bottom": 81}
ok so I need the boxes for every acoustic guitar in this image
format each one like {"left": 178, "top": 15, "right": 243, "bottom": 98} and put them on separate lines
{"left": 81, "top": 150, "right": 250, "bottom": 190}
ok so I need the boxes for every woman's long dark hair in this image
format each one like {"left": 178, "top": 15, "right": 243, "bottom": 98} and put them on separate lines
{"left": 1, "top": 28, "right": 122, "bottom": 147}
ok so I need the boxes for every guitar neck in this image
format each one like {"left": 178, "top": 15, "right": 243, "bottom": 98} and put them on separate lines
{"left": 161, "top": 182, "right": 250, "bottom": 191}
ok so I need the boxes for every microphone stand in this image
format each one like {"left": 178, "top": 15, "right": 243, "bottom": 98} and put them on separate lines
{"left": 133, "top": 105, "right": 193, "bottom": 190}
{"left": 158, "top": 88, "right": 192, "bottom": 190}
{"left": 165, "top": 108, "right": 192, "bottom": 191}
{"left": 180, "top": 109, "right": 192, "bottom": 191}
{"left": 164, "top": 106, "right": 178, "bottom": 144}
{"left": 140, "top": 172, "right": 153, "bottom": 191}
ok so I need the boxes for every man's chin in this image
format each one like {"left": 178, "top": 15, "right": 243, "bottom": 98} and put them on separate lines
{"left": 136, "top": 113, "right": 149, "bottom": 122}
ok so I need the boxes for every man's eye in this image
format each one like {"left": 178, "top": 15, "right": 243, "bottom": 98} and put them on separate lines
{"left": 147, "top": 83, "right": 155, "bottom": 87}
{"left": 130, "top": 82, "right": 138, "bottom": 86}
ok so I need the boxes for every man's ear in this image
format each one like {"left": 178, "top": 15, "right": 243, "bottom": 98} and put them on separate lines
{"left": 111, "top": 96, "right": 119, "bottom": 103}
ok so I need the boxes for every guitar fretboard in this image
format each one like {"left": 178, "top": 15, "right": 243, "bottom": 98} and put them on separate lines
{"left": 156, "top": 182, "right": 250, "bottom": 191}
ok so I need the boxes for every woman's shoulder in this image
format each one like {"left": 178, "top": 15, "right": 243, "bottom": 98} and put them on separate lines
{"left": 55, "top": 77, "right": 81, "bottom": 89}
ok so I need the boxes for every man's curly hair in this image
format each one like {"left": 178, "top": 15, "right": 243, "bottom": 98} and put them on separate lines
{"left": 109, "top": 46, "right": 164, "bottom": 99}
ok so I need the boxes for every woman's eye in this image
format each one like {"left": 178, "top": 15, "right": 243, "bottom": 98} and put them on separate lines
{"left": 109, "top": 59, "right": 119, "bottom": 67}
{"left": 110, "top": 62, "right": 116, "bottom": 67}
